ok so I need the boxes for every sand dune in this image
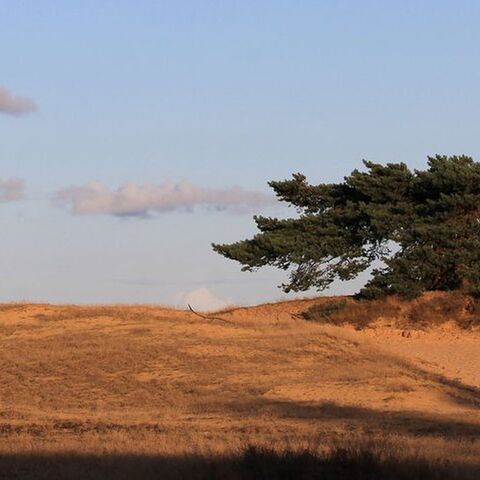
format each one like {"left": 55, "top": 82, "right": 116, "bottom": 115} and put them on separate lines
{"left": 0, "top": 298, "right": 479, "bottom": 474}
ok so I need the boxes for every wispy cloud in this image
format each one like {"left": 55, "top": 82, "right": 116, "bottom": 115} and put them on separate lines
{"left": 0, "top": 178, "right": 25, "bottom": 202}
{"left": 111, "top": 276, "right": 270, "bottom": 287}
{"left": 0, "top": 86, "right": 37, "bottom": 116}
{"left": 54, "top": 181, "right": 275, "bottom": 217}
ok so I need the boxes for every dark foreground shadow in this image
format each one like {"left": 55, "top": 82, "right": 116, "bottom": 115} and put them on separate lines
{"left": 1, "top": 447, "right": 479, "bottom": 480}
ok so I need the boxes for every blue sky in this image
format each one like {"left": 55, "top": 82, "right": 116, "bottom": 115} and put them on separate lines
{"left": 1, "top": 1, "right": 480, "bottom": 306}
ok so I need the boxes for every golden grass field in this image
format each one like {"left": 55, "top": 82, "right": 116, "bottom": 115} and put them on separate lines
{"left": 0, "top": 294, "right": 479, "bottom": 479}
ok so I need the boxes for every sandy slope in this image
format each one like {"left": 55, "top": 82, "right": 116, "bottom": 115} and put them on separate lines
{"left": 348, "top": 323, "right": 480, "bottom": 389}
{"left": 0, "top": 299, "right": 478, "bottom": 458}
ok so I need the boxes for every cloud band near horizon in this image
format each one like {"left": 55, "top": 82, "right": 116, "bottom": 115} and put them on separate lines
{"left": 0, "top": 179, "right": 25, "bottom": 202}
{"left": 53, "top": 181, "right": 276, "bottom": 217}
{"left": 0, "top": 86, "right": 37, "bottom": 116}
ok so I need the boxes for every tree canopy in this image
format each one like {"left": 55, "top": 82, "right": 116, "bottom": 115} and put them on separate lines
{"left": 212, "top": 155, "right": 480, "bottom": 298}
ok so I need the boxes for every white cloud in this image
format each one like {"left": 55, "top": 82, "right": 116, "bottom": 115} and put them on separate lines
{"left": 175, "top": 287, "right": 232, "bottom": 312}
{"left": 0, "top": 178, "right": 25, "bottom": 202}
{"left": 54, "top": 181, "right": 275, "bottom": 217}
{"left": 0, "top": 86, "right": 37, "bottom": 116}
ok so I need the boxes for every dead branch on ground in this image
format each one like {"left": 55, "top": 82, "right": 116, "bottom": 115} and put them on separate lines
{"left": 187, "top": 304, "right": 233, "bottom": 324}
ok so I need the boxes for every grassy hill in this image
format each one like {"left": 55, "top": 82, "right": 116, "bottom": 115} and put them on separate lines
{"left": 0, "top": 295, "right": 479, "bottom": 479}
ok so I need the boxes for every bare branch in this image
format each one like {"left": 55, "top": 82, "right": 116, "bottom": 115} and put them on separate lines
{"left": 187, "top": 304, "right": 233, "bottom": 324}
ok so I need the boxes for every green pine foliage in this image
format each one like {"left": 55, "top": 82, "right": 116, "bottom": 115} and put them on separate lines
{"left": 212, "top": 155, "right": 480, "bottom": 298}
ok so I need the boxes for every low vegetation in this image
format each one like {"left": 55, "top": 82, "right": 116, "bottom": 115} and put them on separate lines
{"left": 1, "top": 439, "right": 479, "bottom": 479}
{"left": 301, "top": 291, "right": 480, "bottom": 329}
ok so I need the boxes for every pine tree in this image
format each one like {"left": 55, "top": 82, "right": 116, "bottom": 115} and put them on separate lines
{"left": 212, "top": 155, "right": 480, "bottom": 298}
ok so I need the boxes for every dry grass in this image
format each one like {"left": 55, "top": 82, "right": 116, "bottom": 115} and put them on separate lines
{"left": 301, "top": 291, "right": 480, "bottom": 329}
{"left": 0, "top": 299, "right": 479, "bottom": 478}
{"left": 1, "top": 438, "right": 479, "bottom": 479}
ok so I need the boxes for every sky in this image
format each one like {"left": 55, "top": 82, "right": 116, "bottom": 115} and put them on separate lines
{"left": 2, "top": 0, "right": 480, "bottom": 307}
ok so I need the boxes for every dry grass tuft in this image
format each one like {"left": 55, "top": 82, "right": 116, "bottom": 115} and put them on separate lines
{"left": 302, "top": 297, "right": 401, "bottom": 329}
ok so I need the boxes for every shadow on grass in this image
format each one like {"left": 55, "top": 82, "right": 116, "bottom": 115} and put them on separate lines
{"left": 376, "top": 351, "right": 480, "bottom": 410}
{"left": 237, "top": 397, "right": 480, "bottom": 439}
{"left": 1, "top": 445, "right": 479, "bottom": 480}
